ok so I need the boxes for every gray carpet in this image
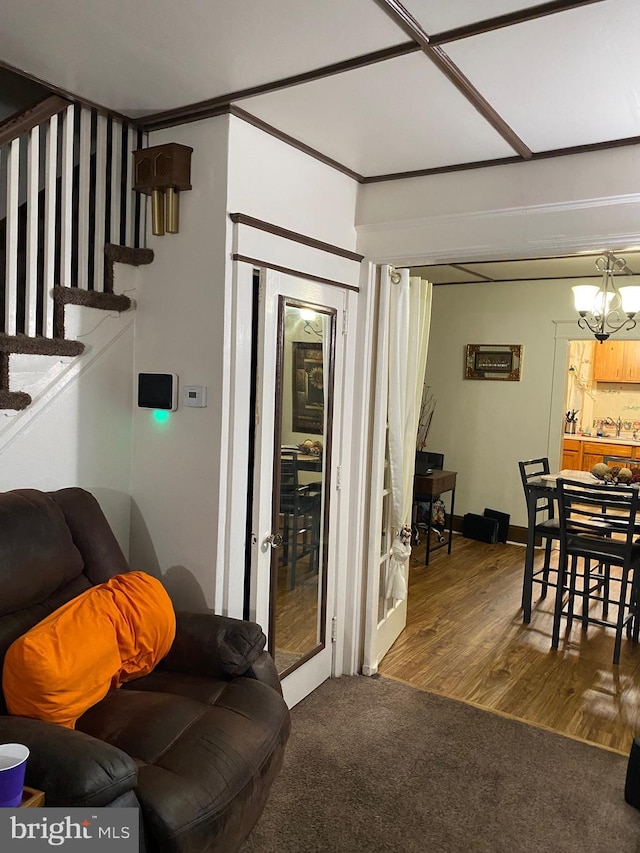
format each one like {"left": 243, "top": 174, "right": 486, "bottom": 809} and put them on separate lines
{"left": 241, "top": 675, "right": 640, "bottom": 853}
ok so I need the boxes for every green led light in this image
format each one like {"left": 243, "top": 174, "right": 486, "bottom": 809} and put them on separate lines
{"left": 152, "top": 409, "right": 171, "bottom": 425}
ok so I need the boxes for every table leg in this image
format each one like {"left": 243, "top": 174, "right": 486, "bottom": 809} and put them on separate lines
{"left": 447, "top": 488, "right": 455, "bottom": 555}
{"left": 424, "top": 495, "right": 433, "bottom": 566}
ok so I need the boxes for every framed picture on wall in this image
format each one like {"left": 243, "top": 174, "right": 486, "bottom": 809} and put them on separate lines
{"left": 292, "top": 342, "right": 324, "bottom": 433}
{"left": 465, "top": 344, "right": 523, "bottom": 381}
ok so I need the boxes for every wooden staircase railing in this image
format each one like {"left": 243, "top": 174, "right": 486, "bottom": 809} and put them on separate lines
{"left": 0, "top": 97, "right": 152, "bottom": 409}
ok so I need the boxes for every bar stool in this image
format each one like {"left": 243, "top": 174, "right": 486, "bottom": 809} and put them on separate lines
{"left": 554, "top": 477, "right": 640, "bottom": 664}
{"left": 519, "top": 458, "right": 560, "bottom": 622}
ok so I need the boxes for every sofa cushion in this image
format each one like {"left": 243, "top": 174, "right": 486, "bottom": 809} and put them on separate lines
{"left": 48, "top": 488, "right": 130, "bottom": 585}
{"left": 77, "top": 675, "right": 291, "bottom": 851}
{"left": 0, "top": 490, "right": 84, "bottom": 617}
{"left": 3, "top": 572, "right": 176, "bottom": 728}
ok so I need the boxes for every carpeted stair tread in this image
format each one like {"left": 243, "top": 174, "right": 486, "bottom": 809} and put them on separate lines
{"left": 0, "top": 333, "right": 85, "bottom": 357}
{"left": 104, "top": 244, "right": 154, "bottom": 295}
{"left": 53, "top": 286, "right": 131, "bottom": 312}
{"left": 0, "top": 390, "right": 31, "bottom": 410}
{"left": 0, "top": 243, "right": 152, "bottom": 409}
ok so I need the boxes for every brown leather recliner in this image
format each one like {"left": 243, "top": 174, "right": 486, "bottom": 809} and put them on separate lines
{"left": 0, "top": 488, "right": 290, "bottom": 852}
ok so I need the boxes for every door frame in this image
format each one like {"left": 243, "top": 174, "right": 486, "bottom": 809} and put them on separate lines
{"left": 220, "top": 238, "right": 366, "bottom": 698}
{"left": 249, "top": 269, "right": 347, "bottom": 705}
{"left": 361, "top": 266, "right": 409, "bottom": 675}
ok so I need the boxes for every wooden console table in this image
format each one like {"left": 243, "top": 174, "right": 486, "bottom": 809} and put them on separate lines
{"left": 413, "top": 469, "right": 457, "bottom": 566}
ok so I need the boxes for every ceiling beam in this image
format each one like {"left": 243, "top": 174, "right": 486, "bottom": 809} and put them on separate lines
{"left": 431, "top": 0, "right": 607, "bottom": 45}
{"left": 449, "top": 263, "right": 495, "bottom": 282}
{"left": 371, "top": 0, "right": 533, "bottom": 159}
{"left": 229, "top": 106, "right": 364, "bottom": 182}
{"left": 363, "top": 129, "right": 640, "bottom": 183}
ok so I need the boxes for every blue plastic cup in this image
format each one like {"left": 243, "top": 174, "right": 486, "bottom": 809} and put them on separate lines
{"left": 0, "top": 743, "right": 29, "bottom": 807}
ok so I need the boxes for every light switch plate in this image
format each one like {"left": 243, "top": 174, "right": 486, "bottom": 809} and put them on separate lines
{"left": 183, "top": 385, "right": 207, "bottom": 407}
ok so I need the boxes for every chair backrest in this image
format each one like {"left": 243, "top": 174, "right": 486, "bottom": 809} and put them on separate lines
{"left": 557, "top": 477, "right": 640, "bottom": 567}
{"left": 518, "top": 457, "right": 554, "bottom": 519}
{"left": 415, "top": 451, "right": 444, "bottom": 474}
{"left": 603, "top": 455, "right": 639, "bottom": 469}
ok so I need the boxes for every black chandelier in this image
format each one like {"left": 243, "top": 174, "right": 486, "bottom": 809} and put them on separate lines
{"left": 572, "top": 253, "right": 640, "bottom": 343}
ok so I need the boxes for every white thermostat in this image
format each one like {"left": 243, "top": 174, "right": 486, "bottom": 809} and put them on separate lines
{"left": 183, "top": 385, "right": 207, "bottom": 408}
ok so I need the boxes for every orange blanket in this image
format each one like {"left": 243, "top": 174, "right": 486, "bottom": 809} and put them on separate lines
{"left": 2, "top": 571, "right": 176, "bottom": 729}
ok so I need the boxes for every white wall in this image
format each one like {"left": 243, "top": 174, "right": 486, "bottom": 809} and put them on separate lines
{"left": 0, "top": 286, "right": 137, "bottom": 552}
{"left": 223, "top": 117, "right": 365, "bottom": 677}
{"left": 128, "top": 114, "right": 363, "bottom": 619}
{"left": 227, "top": 118, "right": 359, "bottom": 249}
{"left": 129, "top": 116, "right": 230, "bottom": 611}
{"left": 355, "top": 146, "right": 640, "bottom": 265}
{"left": 423, "top": 277, "right": 579, "bottom": 530}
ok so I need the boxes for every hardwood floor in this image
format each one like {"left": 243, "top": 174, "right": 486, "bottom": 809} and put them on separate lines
{"left": 379, "top": 534, "right": 640, "bottom": 754}
{"left": 274, "top": 557, "right": 319, "bottom": 674}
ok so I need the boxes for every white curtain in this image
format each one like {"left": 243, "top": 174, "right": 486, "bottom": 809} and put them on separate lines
{"left": 385, "top": 267, "right": 432, "bottom": 601}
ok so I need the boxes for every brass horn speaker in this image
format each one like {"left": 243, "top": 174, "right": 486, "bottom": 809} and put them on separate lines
{"left": 132, "top": 143, "right": 193, "bottom": 236}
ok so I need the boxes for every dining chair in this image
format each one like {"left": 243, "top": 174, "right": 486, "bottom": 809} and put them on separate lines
{"left": 554, "top": 477, "right": 640, "bottom": 664}
{"left": 603, "top": 455, "right": 639, "bottom": 470}
{"left": 518, "top": 457, "right": 560, "bottom": 622}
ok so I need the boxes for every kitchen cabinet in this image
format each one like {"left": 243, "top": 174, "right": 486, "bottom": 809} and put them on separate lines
{"left": 593, "top": 341, "right": 622, "bottom": 382}
{"left": 622, "top": 341, "right": 640, "bottom": 382}
{"left": 593, "top": 340, "right": 640, "bottom": 382}
{"left": 562, "top": 439, "right": 639, "bottom": 472}
{"left": 561, "top": 439, "right": 581, "bottom": 470}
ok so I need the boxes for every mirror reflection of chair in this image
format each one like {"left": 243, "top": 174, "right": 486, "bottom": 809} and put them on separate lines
{"left": 279, "top": 450, "right": 321, "bottom": 590}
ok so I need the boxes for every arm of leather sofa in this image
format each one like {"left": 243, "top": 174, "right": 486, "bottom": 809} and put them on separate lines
{"left": 243, "top": 650, "right": 283, "bottom": 694}
{"left": 0, "top": 716, "right": 138, "bottom": 807}
{"left": 159, "top": 611, "right": 270, "bottom": 680}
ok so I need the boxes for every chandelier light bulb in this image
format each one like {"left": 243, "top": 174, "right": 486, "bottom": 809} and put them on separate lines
{"left": 573, "top": 254, "right": 637, "bottom": 342}
{"left": 572, "top": 284, "right": 599, "bottom": 314}
{"left": 619, "top": 285, "right": 640, "bottom": 317}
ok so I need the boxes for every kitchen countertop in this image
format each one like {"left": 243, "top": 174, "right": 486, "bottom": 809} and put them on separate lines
{"left": 564, "top": 434, "right": 640, "bottom": 446}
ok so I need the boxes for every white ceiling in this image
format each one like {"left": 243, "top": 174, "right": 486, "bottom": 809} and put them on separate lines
{"left": 240, "top": 53, "right": 515, "bottom": 175}
{"left": 411, "top": 250, "right": 640, "bottom": 284}
{"left": 445, "top": 1, "right": 640, "bottom": 151}
{"left": 0, "top": 0, "right": 637, "bottom": 181}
